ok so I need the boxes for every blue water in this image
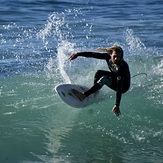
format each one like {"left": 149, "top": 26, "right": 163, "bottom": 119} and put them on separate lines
{"left": 0, "top": 0, "right": 163, "bottom": 162}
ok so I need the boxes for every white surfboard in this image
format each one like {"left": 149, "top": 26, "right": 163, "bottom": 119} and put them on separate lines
{"left": 55, "top": 84, "right": 89, "bottom": 108}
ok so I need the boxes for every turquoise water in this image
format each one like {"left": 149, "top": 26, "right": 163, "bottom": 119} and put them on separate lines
{"left": 0, "top": 0, "right": 163, "bottom": 162}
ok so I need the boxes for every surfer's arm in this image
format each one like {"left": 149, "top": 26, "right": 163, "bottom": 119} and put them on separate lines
{"left": 115, "top": 75, "right": 123, "bottom": 107}
{"left": 69, "top": 52, "right": 110, "bottom": 60}
{"left": 77, "top": 52, "right": 110, "bottom": 59}
{"left": 112, "top": 77, "right": 123, "bottom": 116}
{"left": 115, "top": 89, "right": 122, "bottom": 107}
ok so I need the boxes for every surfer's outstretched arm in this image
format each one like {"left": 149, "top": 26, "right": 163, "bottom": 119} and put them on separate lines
{"left": 68, "top": 52, "right": 110, "bottom": 60}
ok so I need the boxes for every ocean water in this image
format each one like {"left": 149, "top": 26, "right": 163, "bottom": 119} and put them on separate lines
{"left": 0, "top": 0, "right": 163, "bottom": 162}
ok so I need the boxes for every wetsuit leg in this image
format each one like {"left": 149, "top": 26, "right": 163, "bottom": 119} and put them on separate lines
{"left": 84, "top": 83, "right": 101, "bottom": 97}
{"left": 94, "top": 70, "right": 112, "bottom": 84}
{"left": 84, "top": 70, "right": 114, "bottom": 97}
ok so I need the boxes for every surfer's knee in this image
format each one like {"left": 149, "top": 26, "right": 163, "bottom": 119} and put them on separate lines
{"left": 97, "top": 76, "right": 112, "bottom": 87}
{"left": 95, "top": 70, "right": 104, "bottom": 78}
{"left": 94, "top": 70, "right": 104, "bottom": 83}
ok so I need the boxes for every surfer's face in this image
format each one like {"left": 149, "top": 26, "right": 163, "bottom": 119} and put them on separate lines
{"left": 111, "top": 51, "right": 121, "bottom": 64}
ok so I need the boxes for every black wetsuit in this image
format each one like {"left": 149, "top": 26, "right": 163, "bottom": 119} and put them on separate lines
{"left": 77, "top": 52, "right": 131, "bottom": 106}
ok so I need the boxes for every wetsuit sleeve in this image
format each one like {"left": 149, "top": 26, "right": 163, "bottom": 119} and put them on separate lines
{"left": 115, "top": 73, "right": 124, "bottom": 106}
{"left": 115, "top": 62, "right": 130, "bottom": 106}
{"left": 77, "top": 52, "right": 110, "bottom": 60}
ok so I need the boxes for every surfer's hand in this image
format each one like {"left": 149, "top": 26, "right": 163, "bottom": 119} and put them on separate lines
{"left": 68, "top": 53, "right": 78, "bottom": 60}
{"left": 112, "top": 105, "right": 121, "bottom": 116}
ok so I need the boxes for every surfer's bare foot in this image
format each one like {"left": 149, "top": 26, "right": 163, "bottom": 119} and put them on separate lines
{"left": 72, "top": 89, "right": 86, "bottom": 101}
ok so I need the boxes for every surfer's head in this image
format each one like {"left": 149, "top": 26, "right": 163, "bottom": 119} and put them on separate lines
{"left": 97, "top": 45, "right": 123, "bottom": 65}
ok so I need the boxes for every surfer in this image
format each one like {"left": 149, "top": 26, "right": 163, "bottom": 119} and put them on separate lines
{"left": 68, "top": 45, "right": 130, "bottom": 116}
